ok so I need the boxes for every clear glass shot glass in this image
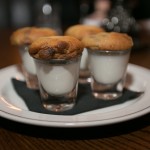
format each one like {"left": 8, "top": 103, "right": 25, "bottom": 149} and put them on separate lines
{"left": 88, "top": 49, "right": 131, "bottom": 100}
{"left": 79, "top": 48, "right": 91, "bottom": 84}
{"left": 34, "top": 57, "right": 81, "bottom": 112}
{"left": 19, "top": 45, "right": 39, "bottom": 89}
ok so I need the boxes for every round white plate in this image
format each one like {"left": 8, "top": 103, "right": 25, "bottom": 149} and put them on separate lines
{"left": 0, "top": 64, "right": 150, "bottom": 128}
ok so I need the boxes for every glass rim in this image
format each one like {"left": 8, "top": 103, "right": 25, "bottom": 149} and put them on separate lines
{"left": 34, "top": 56, "right": 81, "bottom": 65}
{"left": 87, "top": 48, "right": 131, "bottom": 55}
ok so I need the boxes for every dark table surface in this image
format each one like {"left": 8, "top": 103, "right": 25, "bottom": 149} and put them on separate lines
{"left": 0, "top": 29, "right": 150, "bottom": 150}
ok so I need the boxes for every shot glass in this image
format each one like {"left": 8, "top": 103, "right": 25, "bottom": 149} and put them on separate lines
{"left": 88, "top": 49, "right": 131, "bottom": 100}
{"left": 34, "top": 57, "right": 81, "bottom": 112}
{"left": 19, "top": 45, "right": 38, "bottom": 89}
{"left": 64, "top": 24, "right": 105, "bottom": 84}
{"left": 79, "top": 48, "right": 91, "bottom": 84}
{"left": 10, "top": 27, "right": 58, "bottom": 89}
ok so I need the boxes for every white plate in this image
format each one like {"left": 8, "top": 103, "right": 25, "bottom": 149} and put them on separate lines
{"left": 0, "top": 64, "right": 150, "bottom": 128}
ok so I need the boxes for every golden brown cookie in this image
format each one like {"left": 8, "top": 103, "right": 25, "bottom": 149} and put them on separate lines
{"left": 29, "top": 36, "right": 84, "bottom": 60}
{"left": 10, "top": 27, "right": 58, "bottom": 46}
{"left": 64, "top": 24, "right": 105, "bottom": 40}
{"left": 81, "top": 32, "right": 133, "bottom": 50}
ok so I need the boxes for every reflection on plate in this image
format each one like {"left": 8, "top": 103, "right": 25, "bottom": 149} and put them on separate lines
{"left": 0, "top": 64, "right": 150, "bottom": 127}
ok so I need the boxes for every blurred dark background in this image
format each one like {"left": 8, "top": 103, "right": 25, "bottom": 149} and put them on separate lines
{"left": 0, "top": 0, "right": 150, "bottom": 69}
{"left": 0, "top": 0, "right": 150, "bottom": 30}
{"left": 0, "top": 0, "right": 150, "bottom": 49}
{"left": 0, "top": 0, "right": 82, "bottom": 30}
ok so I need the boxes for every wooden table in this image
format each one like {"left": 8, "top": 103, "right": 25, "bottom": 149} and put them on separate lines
{"left": 0, "top": 29, "right": 150, "bottom": 150}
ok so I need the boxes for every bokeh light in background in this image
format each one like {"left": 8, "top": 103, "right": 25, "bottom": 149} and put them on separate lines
{"left": 0, "top": 0, "right": 150, "bottom": 34}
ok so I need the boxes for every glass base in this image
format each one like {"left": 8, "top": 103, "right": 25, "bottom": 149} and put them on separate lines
{"left": 79, "top": 69, "right": 91, "bottom": 84}
{"left": 26, "top": 75, "right": 39, "bottom": 90}
{"left": 41, "top": 95, "right": 75, "bottom": 112}
{"left": 22, "top": 67, "right": 39, "bottom": 90}
{"left": 91, "top": 78, "right": 124, "bottom": 100}
{"left": 93, "top": 92, "right": 122, "bottom": 100}
{"left": 40, "top": 85, "right": 77, "bottom": 112}
{"left": 43, "top": 102, "right": 75, "bottom": 112}
{"left": 79, "top": 77, "right": 91, "bottom": 84}
{"left": 25, "top": 73, "right": 39, "bottom": 90}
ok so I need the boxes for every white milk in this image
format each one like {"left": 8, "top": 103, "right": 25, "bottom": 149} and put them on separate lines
{"left": 36, "top": 62, "right": 79, "bottom": 95}
{"left": 80, "top": 48, "right": 88, "bottom": 69}
{"left": 89, "top": 52, "right": 130, "bottom": 84}
{"left": 20, "top": 47, "right": 36, "bottom": 75}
